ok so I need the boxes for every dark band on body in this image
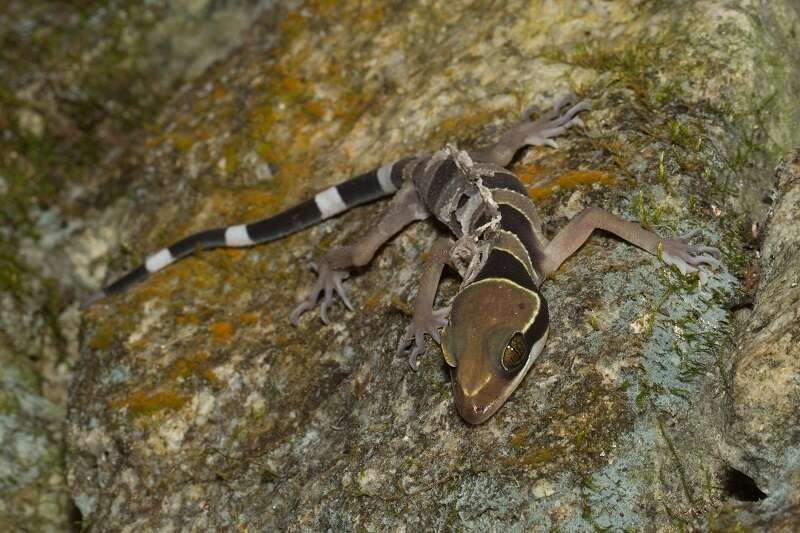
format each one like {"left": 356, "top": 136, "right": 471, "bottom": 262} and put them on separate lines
{"left": 426, "top": 159, "right": 458, "bottom": 206}
{"left": 523, "top": 294, "right": 549, "bottom": 346}
{"left": 102, "top": 265, "right": 149, "bottom": 296}
{"left": 498, "top": 204, "right": 545, "bottom": 275}
{"left": 483, "top": 172, "right": 529, "bottom": 196}
{"left": 473, "top": 249, "right": 537, "bottom": 292}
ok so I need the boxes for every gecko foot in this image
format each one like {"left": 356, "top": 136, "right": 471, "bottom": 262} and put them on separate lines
{"left": 396, "top": 306, "right": 450, "bottom": 370}
{"left": 660, "top": 231, "right": 721, "bottom": 280}
{"left": 520, "top": 95, "right": 591, "bottom": 148}
{"left": 290, "top": 262, "right": 353, "bottom": 325}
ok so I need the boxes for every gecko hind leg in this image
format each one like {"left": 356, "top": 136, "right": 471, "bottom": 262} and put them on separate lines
{"left": 540, "top": 207, "right": 721, "bottom": 282}
{"left": 471, "top": 94, "right": 590, "bottom": 167}
{"left": 290, "top": 182, "right": 429, "bottom": 325}
{"left": 519, "top": 96, "right": 590, "bottom": 148}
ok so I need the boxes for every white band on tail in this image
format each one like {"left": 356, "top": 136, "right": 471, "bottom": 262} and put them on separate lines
{"left": 377, "top": 164, "right": 397, "bottom": 193}
{"left": 315, "top": 187, "right": 347, "bottom": 218}
{"left": 225, "top": 224, "right": 254, "bottom": 246}
{"left": 145, "top": 249, "right": 175, "bottom": 272}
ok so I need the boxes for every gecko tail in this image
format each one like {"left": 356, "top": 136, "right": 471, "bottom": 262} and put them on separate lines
{"left": 89, "top": 158, "right": 411, "bottom": 304}
{"left": 81, "top": 289, "right": 107, "bottom": 309}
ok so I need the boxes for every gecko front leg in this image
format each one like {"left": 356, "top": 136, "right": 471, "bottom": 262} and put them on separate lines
{"left": 396, "top": 238, "right": 455, "bottom": 369}
{"left": 291, "top": 182, "right": 429, "bottom": 324}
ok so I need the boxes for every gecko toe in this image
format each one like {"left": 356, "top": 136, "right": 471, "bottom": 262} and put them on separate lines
{"left": 290, "top": 300, "right": 313, "bottom": 325}
{"left": 687, "top": 253, "right": 720, "bottom": 267}
{"left": 407, "top": 332, "right": 426, "bottom": 371}
{"left": 687, "top": 244, "right": 721, "bottom": 258}
{"left": 334, "top": 276, "right": 353, "bottom": 311}
{"left": 676, "top": 229, "right": 701, "bottom": 242}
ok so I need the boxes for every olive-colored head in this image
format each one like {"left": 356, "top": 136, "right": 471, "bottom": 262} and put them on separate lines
{"left": 441, "top": 278, "right": 549, "bottom": 424}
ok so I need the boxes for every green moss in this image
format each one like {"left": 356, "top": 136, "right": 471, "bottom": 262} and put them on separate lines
{"left": 630, "top": 191, "right": 668, "bottom": 232}
{"left": 88, "top": 322, "right": 117, "bottom": 351}
{"left": 0, "top": 388, "right": 22, "bottom": 414}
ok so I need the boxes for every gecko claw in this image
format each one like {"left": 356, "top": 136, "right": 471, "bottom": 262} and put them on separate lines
{"left": 290, "top": 263, "right": 352, "bottom": 325}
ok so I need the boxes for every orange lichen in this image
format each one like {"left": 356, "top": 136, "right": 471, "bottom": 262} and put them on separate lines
{"left": 213, "top": 84, "right": 228, "bottom": 101}
{"left": 529, "top": 170, "right": 613, "bottom": 200}
{"left": 109, "top": 389, "right": 189, "bottom": 417}
{"left": 201, "top": 369, "right": 221, "bottom": 385}
{"left": 364, "top": 293, "right": 382, "bottom": 310}
{"left": 210, "top": 321, "right": 235, "bottom": 342}
{"left": 169, "top": 352, "right": 208, "bottom": 378}
{"left": 239, "top": 312, "right": 260, "bottom": 323}
{"left": 223, "top": 248, "right": 245, "bottom": 260}
{"left": 515, "top": 164, "right": 544, "bottom": 185}
{"left": 509, "top": 429, "right": 530, "bottom": 448}
{"left": 175, "top": 313, "right": 201, "bottom": 326}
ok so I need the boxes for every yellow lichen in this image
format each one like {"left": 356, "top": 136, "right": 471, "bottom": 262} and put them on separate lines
{"left": 515, "top": 164, "right": 544, "bottom": 185}
{"left": 175, "top": 313, "right": 201, "bottom": 326}
{"left": 520, "top": 447, "right": 557, "bottom": 466}
{"left": 88, "top": 323, "right": 116, "bottom": 350}
{"left": 168, "top": 352, "right": 221, "bottom": 385}
{"left": 363, "top": 293, "right": 382, "bottom": 310}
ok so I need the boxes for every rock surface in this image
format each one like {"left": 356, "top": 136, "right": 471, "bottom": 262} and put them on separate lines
{"left": 0, "top": 1, "right": 276, "bottom": 530}
{"left": 714, "top": 152, "right": 800, "bottom": 531}
{"left": 3, "top": 0, "right": 800, "bottom": 530}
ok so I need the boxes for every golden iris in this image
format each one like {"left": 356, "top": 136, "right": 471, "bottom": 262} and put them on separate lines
{"left": 501, "top": 332, "right": 527, "bottom": 371}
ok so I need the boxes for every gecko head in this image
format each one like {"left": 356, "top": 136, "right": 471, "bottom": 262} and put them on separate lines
{"left": 441, "top": 278, "right": 549, "bottom": 425}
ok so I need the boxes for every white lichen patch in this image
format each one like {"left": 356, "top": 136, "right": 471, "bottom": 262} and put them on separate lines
{"left": 595, "top": 357, "right": 640, "bottom": 386}
{"left": 191, "top": 390, "right": 216, "bottom": 425}
{"left": 532, "top": 479, "right": 556, "bottom": 499}
{"left": 556, "top": 190, "right": 586, "bottom": 219}
{"left": 70, "top": 201, "right": 133, "bottom": 288}
{"left": 391, "top": 381, "right": 414, "bottom": 423}
{"left": 160, "top": 416, "right": 189, "bottom": 452}
{"left": 356, "top": 467, "right": 383, "bottom": 496}
{"left": 628, "top": 314, "right": 652, "bottom": 335}
{"left": 127, "top": 301, "right": 167, "bottom": 346}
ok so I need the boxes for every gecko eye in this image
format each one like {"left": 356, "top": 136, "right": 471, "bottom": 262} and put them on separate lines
{"left": 501, "top": 332, "right": 527, "bottom": 372}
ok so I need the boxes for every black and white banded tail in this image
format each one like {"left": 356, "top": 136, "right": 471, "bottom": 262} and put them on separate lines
{"left": 85, "top": 160, "right": 411, "bottom": 306}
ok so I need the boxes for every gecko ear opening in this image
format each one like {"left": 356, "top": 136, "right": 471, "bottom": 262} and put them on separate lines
{"left": 440, "top": 326, "right": 457, "bottom": 367}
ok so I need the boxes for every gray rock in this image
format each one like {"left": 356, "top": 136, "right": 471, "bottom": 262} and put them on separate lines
{"left": 715, "top": 152, "right": 800, "bottom": 530}
{"left": 36, "top": 0, "right": 800, "bottom": 530}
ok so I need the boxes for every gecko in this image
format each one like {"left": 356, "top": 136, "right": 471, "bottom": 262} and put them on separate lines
{"left": 86, "top": 95, "right": 720, "bottom": 424}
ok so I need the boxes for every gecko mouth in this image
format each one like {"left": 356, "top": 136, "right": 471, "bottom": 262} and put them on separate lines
{"left": 452, "top": 383, "right": 500, "bottom": 425}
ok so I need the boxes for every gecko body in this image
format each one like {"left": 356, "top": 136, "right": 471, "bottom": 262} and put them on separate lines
{"left": 88, "top": 96, "right": 720, "bottom": 424}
